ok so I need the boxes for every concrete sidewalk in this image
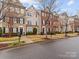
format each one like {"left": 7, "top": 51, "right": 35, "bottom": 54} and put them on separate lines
{"left": 21, "top": 36, "right": 35, "bottom": 43}
{"left": 0, "top": 41, "right": 16, "bottom": 44}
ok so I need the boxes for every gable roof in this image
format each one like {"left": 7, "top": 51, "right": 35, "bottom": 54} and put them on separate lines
{"left": 6, "top": 0, "right": 25, "bottom": 8}
{"left": 26, "top": 5, "right": 36, "bottom": 10}
{"left": 26, "top": 5, "right": 40, "bottom": 15}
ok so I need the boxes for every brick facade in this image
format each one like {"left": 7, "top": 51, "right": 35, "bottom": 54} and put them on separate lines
{"left": 0, "top": 0, "right": 26, "bottom": 35}
{"left": 41, "top": 10, "right": 60, "bottom": 34}
{"left": 74, "top": 17, "right": 79, "bottom": 32}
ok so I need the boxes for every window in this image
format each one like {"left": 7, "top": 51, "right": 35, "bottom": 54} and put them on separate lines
{"left": 42, "top": 13, "right": 44, "bottom": 16}
{"left": 27, "top": 13, "right": 32, "bottom": 16}
{"left": 13, "top": 18, "right": 17, "bottom": 23}
{"left": 20, "top": 18, "right": 24, "bottom": 24}
{"left": 15, "top": 8, "right": 20, "bottom": 13}
{"left": 11, "top": 28, "right": 13, "bottom": 33}
{"left": 13, "top": 28, "right": 18, "bottom": 33}
{"left": 45, "top": 20, "right": 47, "bottom": 25}
{"left": 28, "top": 21, "right": 31, "bottom": 25}
{"left": 16, "top": 28, "right": 18, "bottom": 33}
{"left": 17, "top": 18, "right": 20, "bottom": 23}
{"left": 3, "top": 17, "right": 5, "bottom": 22}
{"left": 42, "top": 28, "right": 44, "bottom": 33}
{"left": 20, "top": 18, "right": 23, "bottom": 24}
{"left": 48, "top": 28, "right": 50, "bottom": 33}
{"left": 36, "top": 21, "right": 37, "bottom": 25}
{"left": 5, "top": 28, "right": 9, "bottom": 33}
{"left": 23, "top": 18, "right": 25, "bottom": 24}
{"left": 21, "top": 9, "right": 24, "bottom": 14}
{"left": 3, "top": 27, "right": 5, "bottom": 33}
{"left": 27, "top": 27, "right": 32, "bottom": 32}
{"left": 10, "top": 7, "right": 14, "bottom": 12}
{"left": 48, "top": 21, "right": 50, "bottom": 25}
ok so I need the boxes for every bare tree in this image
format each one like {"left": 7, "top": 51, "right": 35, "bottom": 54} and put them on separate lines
{"left": 64, "top": 13, "right": 68, "bottom": 37}
{"left": 60, "top": 12, "right": 69, "bottom": 37}
{"left": 0, "top": 0, "right": 7, "bottom": 35}
{"left": 0, "top": 0, "right": 7, "bottom": 20}
{"left": 0, "top": 0, "right": 12, "bottom": 36}
{"left": 36, "top": 0, "right": 61, "bottom": 39}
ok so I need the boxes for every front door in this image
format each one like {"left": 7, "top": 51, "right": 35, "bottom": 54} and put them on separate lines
{"left": 20, "top": 28, "right": 23, "bottom": 35}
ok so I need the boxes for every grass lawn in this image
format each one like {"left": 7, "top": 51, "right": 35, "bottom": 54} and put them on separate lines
{"left": 26, "top": 33, "right": 78, "bottom": 41}
{"left": 0, "top": 37, "right": 19, "bottom": 42}
{"left": 0, "top": 33, "right": 78, "bottom": 42}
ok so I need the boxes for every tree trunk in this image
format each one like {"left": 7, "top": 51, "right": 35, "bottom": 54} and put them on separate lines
{"left": 45, "top": 26, "right": 48, "bottom": 39}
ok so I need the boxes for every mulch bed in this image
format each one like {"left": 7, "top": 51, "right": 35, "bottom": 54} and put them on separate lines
{"left": 0, "top": 44, "right": 8, "bottom": 48}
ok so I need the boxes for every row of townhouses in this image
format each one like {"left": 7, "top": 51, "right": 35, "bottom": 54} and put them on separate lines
{"left": 0, "top": 0, "right": 79, "bottom": 35}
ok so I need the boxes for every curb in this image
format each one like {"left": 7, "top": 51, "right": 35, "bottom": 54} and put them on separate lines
{"left": 0, "top": 40, "right": 45, "bottom": 50}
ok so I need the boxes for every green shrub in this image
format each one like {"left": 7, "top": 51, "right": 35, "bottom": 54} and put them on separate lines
{"left": 11, "top": 33, "right": 18, "bottom": 36}
{"left": 47, "top": 31, "right": 62, "bottom": 35}
{"left": 54, "top": 32, "right": 62, "bottom": 34}
{"left": 33, "top": 28, "right": 37, "bottom": 34}
{"left": 26, "top": 32, "right": 33, "bottom": 35}
{"left": 0, "top": 28, "right": 2, "bottom": 36}
{"left": 8, "top": 41, "right": 25, "bottom": 47}
{"left": 40, "top": 32, "right": 44, "bottom": 35}
{"left": 47, "top": 32, "right": 56, "bottom": 35}
{"left": 66, "top": 31, "right": 74, "bottom": 33}
{"left": 8, "top": 42, "right": 19, "bottom": 47}
{"left": 21, "top": 41, "right": 25, "bottom": 44}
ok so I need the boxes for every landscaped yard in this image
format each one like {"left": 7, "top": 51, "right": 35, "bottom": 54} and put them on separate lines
{"left": 0, "top": 37, "right": 26, "bottom": 48}
{"left": 0, "top": 33, "right": 78, "bottom": 42}
{"left": 26, "top": 33, "right": 78, "bottom": 42}
{"left": 0, "top": 33, "right": 78, "bottom": 49}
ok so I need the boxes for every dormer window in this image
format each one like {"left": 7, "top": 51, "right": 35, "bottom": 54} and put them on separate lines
{"left": 27, "top": 13, "right": 32, "bottom": 16}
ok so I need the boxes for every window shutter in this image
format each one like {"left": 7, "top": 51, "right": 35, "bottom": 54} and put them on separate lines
{"left": 23, "top": 18, "right": 25, "bottom": 24}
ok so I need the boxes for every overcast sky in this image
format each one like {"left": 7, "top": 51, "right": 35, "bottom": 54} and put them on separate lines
{"left": 19, "top": 0, "right": 79, "bottom": 16}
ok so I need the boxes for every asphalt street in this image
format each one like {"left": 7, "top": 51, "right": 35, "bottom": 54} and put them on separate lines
{"left": 0, "top": 37, "right": 79, "bottom": 59}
